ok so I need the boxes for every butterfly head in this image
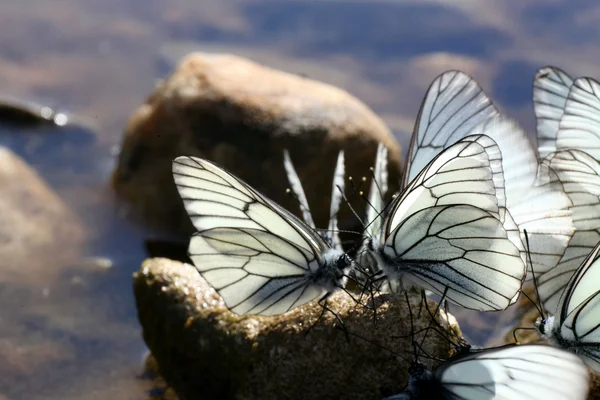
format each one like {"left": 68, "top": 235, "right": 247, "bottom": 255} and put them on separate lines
{"left": 534, "top": 315, "right": 555, "bottom": 337}
{"left": 318, "top": 250, "right": 354, "bottom": 292}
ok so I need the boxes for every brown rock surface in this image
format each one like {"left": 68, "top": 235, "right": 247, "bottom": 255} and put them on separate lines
{"left": 113, "top": 52, "right": 402, "bottom": 234}
{"left": 0, "top": 146, "right": 85, "bottom": 286}
{"left": 134, "top": 258, "right": 455, "bottom": 400}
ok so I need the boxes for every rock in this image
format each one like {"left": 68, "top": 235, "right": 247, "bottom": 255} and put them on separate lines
{"left": 0, "top": 146, "right": 86, "bottom": 286}
{"left": 134, "top": 258, "right": 456, "bottom": 400}
{"left": 113, "top": 52, "right": 402, "bottom": 234}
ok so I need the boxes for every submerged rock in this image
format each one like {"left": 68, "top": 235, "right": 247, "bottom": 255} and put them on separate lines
{"left": 113, "top": 52, "right": 402, "bottom": 234}
{"left": 0, "top": 146, "right": 86, "bottom": 286}
{"left": 134, "top": 258, "right": 456, "bottom": 400}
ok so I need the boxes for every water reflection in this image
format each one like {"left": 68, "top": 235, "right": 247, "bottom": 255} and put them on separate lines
{"left": 0, "top": 0, "right": 598, "bottom": 398}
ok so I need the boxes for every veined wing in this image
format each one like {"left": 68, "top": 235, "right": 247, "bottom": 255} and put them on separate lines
{"left": 387, "top": 136, "right": 503, "bottom": 234}
{"left": 380, "top": 137, "right": 525, "bottom": 311}
{"left": 283, "top": 150, "right": 345, "bottom": 251}
{"left": 283, "top": 149, "right": 316, "bottom": 229}
{"left": 468, "top": 116, "right": 574, "bottom": 277}
{"left": 538, "top": 150, "right": 600, "bottom": 313}
{"left": 557, "top": 77, "right": 600, "bottom": 159}
{"left": 385, "top": 204, "right": 524, "bottom": 311}
{"left": 436, "top": 344, "right": 589, "bottom": 400}
{"left": 404, "top": 70, "right": 499, "bottom": 187}
{"left": 553, "top": 240, "right": 600, "bottom": 371}
{"left": 173, "top": 156, "right": 348, "bottom": 316}
{"left": 365, "top": 143, "right": 389, "bottom": 240}
{"left": 533, "top": 66, "right": 574, "bottom": 158}
{"left": 325, "top": 151, "right": 345, "bottom": 251}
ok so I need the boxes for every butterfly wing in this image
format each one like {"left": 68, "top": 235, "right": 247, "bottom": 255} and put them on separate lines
{"left": 325, "top": 151, "right": 345, "bottom": 251}
{"left": 436, "top": 344, "right": 589, "bottom": 400}
{"left": 404, "top": 70, "right": 499, "bottom": 187}
{"left": 533, "top": 66, "right": 574, "bottom": 158}
{"left": 282, "top": 149, "right": 316, "bottom": 229}
{"left": 467, "top": 116, "right": 574, "bottom": 278}
{"left": 173, "top": 156, "right": 336, "bottom": 316}
{"left": 537, "top": 150, "right": 600, "bottom": 312}
{"left": 557, "top": 77, "right": 600, "bottom": 159}
{"left": 552, "top": 239, "right": 600, "bottom": 371}
{"left": 381, "top": 137, "right": 525, "bottom": 311}
{"left": 405, "top": 71, "right": 574, "bottom": 276}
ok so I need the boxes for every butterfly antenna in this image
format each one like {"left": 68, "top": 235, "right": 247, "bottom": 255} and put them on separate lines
{"left": 417, "top": 288, "right": 449, "bottom": 356}
{"left": 369, "top": 166, "right": 386, "bottom": 199}
{"left": 337, "top": 184, "right": 365, "bottom": 228}
{"left": 524, "top": 229, "right": 546, "bottom": 320}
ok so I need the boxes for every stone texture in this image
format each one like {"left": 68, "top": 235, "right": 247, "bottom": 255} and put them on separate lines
{"left": 0, "top": 146, "right": 85, "bottom": 286}
{"left": 113, "top": 52, "right": 402, "bottom": 234}
{"left": 134, "top": 258, "right": 456, "bottom": 400}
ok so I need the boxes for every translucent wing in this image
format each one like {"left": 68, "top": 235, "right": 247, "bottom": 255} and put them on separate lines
{"left": 325, "top": 151, "right": 345, "bottom": 251}
{"left": 357, "top": 144, "right": 396, "bottom": 290}
{"left": 366, "top": 143, "right": 388, "bottom": 240}
{"left": 283, "top": 150, "right": 345, "bottom": 251}
{"left": 406, "top": 72, "right": 573, "bottom": 276}
{"left": 468, "top": 116, "right": 574, "bottom": 277}
{"left": 554, "top": 241, "right": 600, "bottom": 371}
{"left": 533, "top": 66, "right": 574, "bottom": 158}
{"left": 537, "top": 150, "right": 600, "bottom": 313}
{"left": 404, "top": 70, "right": 499, "bottom": 187}
{"left": 436, "top": 344, "right": 589, "bottom": 400}
{"left": 557, "top": 77, "right": 600, "bottom": 159}
{"left": 173, "top": 156, "right": 345, "bottom": 316}
{"left": 378, "top": 137, "right": 525, "bottom": 311}
{"left": 283, "top": 149, "right": 315, "bottom": 229}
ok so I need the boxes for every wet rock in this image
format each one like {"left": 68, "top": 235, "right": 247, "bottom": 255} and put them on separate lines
{"left": 113, "top": 52, "right": 402, "bottom": 234}
{"left": 0, "top": 146, "right": 86, "bottom": 286}
{"left": 134, "top": 258, "right": 456, "bottom": 400}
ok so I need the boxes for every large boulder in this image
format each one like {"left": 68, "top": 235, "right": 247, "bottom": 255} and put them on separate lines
{"left": 113, "top": 52, "right": 402, "bottom": 234}
{"left": 134, "top": 258, "right": 457, "bottom": 400}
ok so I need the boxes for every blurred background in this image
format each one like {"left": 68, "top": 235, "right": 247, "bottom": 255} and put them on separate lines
{"left": 1, "top": 0, "right": 598, "bottom": 398}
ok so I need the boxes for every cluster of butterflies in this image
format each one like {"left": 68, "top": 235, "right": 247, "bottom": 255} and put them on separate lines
{"left": 171, "top": 66, "right": 600, "bottom": 399}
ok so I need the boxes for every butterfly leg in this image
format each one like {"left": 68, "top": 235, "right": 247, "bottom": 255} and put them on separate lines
{"left": 305, "top": 293, "right": 350, "bottom": 342}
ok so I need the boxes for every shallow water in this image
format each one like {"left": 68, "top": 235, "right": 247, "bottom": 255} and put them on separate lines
{"left": 1, "top": 0, "right": 599, "bottom": 398}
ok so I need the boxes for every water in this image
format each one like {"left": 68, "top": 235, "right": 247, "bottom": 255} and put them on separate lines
{"left": 0, "top": 0, "right": 596, "bottom": 398}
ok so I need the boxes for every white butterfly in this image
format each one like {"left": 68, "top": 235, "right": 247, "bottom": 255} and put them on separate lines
{"left": 368, "top": 134, "right": 525, "bottom": 311}
{"left": 555, "top": 76, "right": 600, "bottom": 159}
{"left": 383, "top": 344, "right": 589, "bottom": 400}
{"left": 283, "top": 149, "right": 345, "bottom": 251}
{"left": 533, "top": 66, "right": 574, "bottom": 159}
{"left": 356, "top": 144, "right": 390, "bottom": 280}
{"left": 536, "top": 239, "right": 600, "bottom": 373}
{"left": 172, "top": 156, "right": 354, "bottom": 316}
{"left": 536, "top": 150, "right": 600, "bottom": 313}
{"left": 405, "top": 70, "right": 574, "bottom": 279}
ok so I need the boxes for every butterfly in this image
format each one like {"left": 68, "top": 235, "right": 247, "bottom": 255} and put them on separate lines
{"left": 367, "top": 133, "right": 526, "bottom": 311}
{"left": 355, "top": 144, "right": 393, "bottom": 283}
{"left": 282, "top": 149, "right": 345, "bottom": 251}
{"left": 382, "top": 344, "right": 589, "bottom": 400}
{"left": 404, "top": 70, "right": 574, "bottom": 279}
{"left": 533, "top": 66, "right": 574, "bottom": 159}
{"left": 535, "top": 149, "right": 600, "bottom": 313}
{"left": 535, "top": 238, "right": 600, "bottom": 373}
{"left": 172, "top": 156, "right": 354, "bottom": 316}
